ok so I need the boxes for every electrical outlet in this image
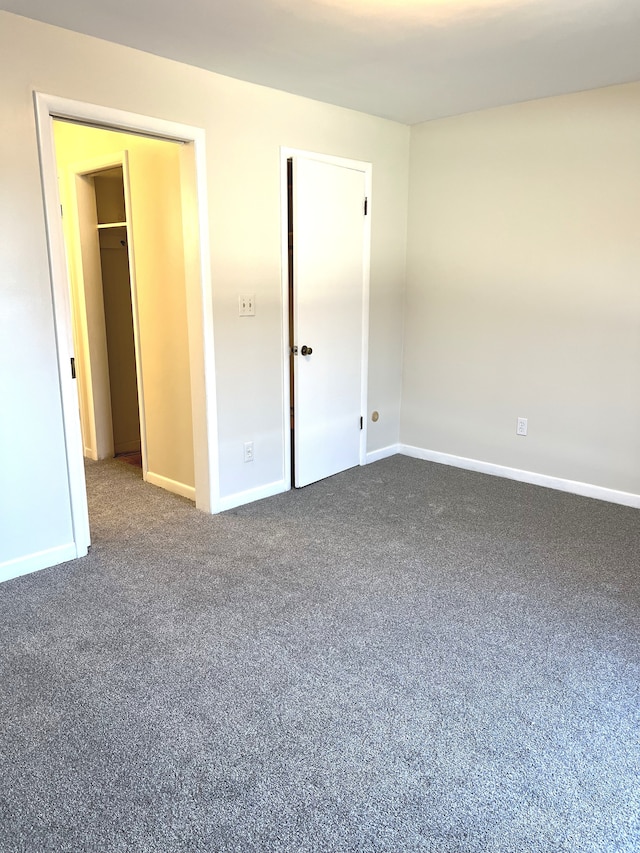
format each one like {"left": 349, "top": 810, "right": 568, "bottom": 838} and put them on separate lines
{"left": 244, "top": 441, "right": 254, "bottom": 462}
{"left": 239, "top": 294, "right": 255, "bottom": 317}
{"left": 517, "top": 417, "right": 528, "bottom": 436}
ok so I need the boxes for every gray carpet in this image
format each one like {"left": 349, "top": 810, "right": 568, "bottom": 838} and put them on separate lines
{"left": 1, "top": 456, "right": 638, "bottom": 852}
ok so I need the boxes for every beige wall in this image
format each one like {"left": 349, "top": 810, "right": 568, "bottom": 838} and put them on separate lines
{"left": 0, "top": 11, "right": 408, "bottom": 569}
{"left": 54, "top": 122, "right": 195, "bottom": 491}
{"left": 402, "top": 83, "right": 640, "bottom": 494}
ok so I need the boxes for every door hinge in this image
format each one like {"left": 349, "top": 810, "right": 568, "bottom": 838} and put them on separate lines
{"left": 70, "top": 357, "right": 76, "bottom": 379}
{"left": 60, "top": 204, "right": 63, "bottom": 217}
{"left": 364, "top": 197, "right": 368, "bottom": 216}
{"left": 360, "top": 416, "right": 363, "bottom": 430}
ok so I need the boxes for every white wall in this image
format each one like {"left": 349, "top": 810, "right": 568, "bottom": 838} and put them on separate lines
{"left": 402, "top": 83, "right": 640, "bottom": 497}
{"left": 0, "top": 12, "right": 409, "bottom": 574}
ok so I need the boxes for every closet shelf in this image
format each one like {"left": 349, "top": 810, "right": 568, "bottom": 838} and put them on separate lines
{"left": 97, "top": 222, "right": 127, "bottom": 229}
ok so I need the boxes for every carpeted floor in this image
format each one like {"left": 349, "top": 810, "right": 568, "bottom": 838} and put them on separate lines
{"left": 0, "top": 456, "right": 638, "bottom": 852}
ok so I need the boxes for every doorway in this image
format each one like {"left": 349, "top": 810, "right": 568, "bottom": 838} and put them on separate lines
{"left": 61, "top": 156, "right": 142, "bottom": 467}
{"left": 55, "top": 121, "right": 197, "bottom": 501}
{"left": 36, "top": 93, "right": 219, "bottom": 560}
{"left": 93, "top": 167, "right": 141, "bottom": 463}
{"left": 284, "top": 150, "right": 372, "bottom": 488}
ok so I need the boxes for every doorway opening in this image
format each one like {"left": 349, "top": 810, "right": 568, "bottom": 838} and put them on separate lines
{"left": 62, "top": 159, "right": 142, "bottom": 469}
{"left": 36, "top": 93, "right": 219, "bottom": 562}
{"left": 54, "top": 120, "right": 197, "bottom": 505}
{"left": 94, "top": 166, "right": 141, "bottom": 466}
{"left": 93, "top": 167, "right": 143, "bottom": 469}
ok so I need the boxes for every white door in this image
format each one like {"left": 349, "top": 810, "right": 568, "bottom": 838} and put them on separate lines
{"left": 291, "top": 155, "right": 368, "bottom": 488}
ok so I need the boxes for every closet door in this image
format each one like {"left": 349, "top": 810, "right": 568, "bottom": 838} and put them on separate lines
{"left": 291, "top": 155, "right": 368, "bottom": 488}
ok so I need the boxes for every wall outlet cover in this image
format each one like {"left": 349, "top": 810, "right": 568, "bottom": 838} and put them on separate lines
{"left": 239, "top": 294, "right": 255, "bottom": 316}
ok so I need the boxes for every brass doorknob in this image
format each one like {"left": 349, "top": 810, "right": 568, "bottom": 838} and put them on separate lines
{"left": 301, "top": 345, "right": 313, "bottom": 356}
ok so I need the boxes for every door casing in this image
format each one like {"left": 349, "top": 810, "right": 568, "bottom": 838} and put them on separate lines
{"left": 35, "top": 92, "right": 220, "bottom": 560}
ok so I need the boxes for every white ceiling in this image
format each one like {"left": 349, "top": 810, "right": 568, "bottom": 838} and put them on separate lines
{"left": 4, "top": 0, "right": 640, "bottom": 124}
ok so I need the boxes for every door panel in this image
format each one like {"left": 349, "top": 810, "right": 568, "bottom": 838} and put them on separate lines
{"left": 292, "top": 156, "right": 367, "bottom": 488}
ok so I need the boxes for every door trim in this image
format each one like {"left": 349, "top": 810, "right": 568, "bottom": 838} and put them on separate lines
{"left": 34, "top": 92, "right": 221, "bottom": 560}
{"left": 280, "top": 148, "right": 372, "bottom": 489}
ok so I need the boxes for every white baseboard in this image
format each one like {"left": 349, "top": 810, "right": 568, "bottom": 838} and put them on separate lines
{"left": 366, "top": 444, "right": 401, "bottom": 464}
{"left": 0, "top": 542, "right": 81, "bottom": 584}
{"left": 399, "top": 444, "right": 640, "bottom": 509}
{"left": 146, "top": 471, "right": 196, "bottom": 501}
{"left": 217, "top": 479, "right": 289, "bottom": 512}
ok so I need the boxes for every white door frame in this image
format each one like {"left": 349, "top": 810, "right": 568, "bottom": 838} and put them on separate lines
{"left": 34, "top": 92, "right": 221, "bottom": 559}
{"left": 280, "top": 148, "right": 372, "bottom": 489}
{"left": 63, "top": 152, "right": 142, "bottom": 465}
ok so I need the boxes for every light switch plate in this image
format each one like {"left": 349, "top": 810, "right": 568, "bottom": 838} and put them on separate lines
{"left": 239, "top": 294, "right": 255, "bottom": 316}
